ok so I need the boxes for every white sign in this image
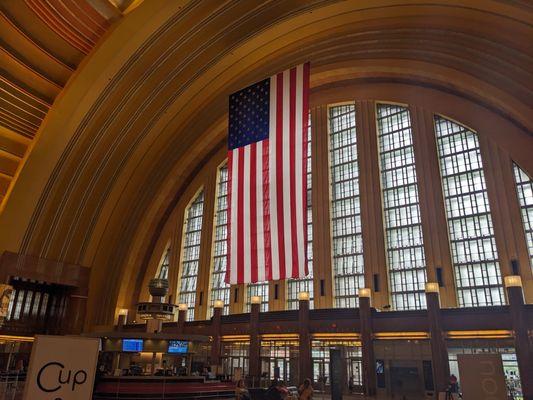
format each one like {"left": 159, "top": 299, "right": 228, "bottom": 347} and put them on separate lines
{"left": 457, "top": 353, "right": 507, "bottom": 400}
{"left": 23, "top": 335, "right": 100, "bottom": 400}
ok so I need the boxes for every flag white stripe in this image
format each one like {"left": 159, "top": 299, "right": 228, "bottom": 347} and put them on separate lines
{"left": 295, "top": 65, "right": 305, "bottom": 277}
{"left": 256, "top": 141, "right": 265, "bottom": 282}
{"left": 243, "top": 145, "right": 251, "bottom": 283}
{"left": 282, "top": 69, "right": 293, "bottom": 277}
{"left": 269, "top": 75, "right": 279, "bottom": 281}
{"left": 230, "top": 152, "right": 239, "bottom": 284}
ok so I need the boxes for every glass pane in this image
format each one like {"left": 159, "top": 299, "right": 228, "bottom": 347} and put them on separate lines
{"left": 434, "top": 116, "right": 504, "bottom": 307}
{"left": 246, "top": 282, "right": 269, "bottom": 312}
{"left": 156, "top": 248, "right": 170, "bottom": 280}
{"left": 178, "top": 190, "right": 205, "bottom": 320}
{"left": 513, "top": 163, "right": 533, "bottom": 270}
{"left": 329, "top": 104, "right": 364, "bottom": 308}
{"left": 377, "top": 104, "right": 427, "bottom": 310}
{"left": 209, "top": 165, "right": 231, "bottom": 317}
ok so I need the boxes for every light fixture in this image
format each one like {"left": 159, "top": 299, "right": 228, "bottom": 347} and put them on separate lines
{"left": 358, "top": 288, "right": 371, "bottom": 298}
{"left": 214, "top": 300, "right": 224, "bottom": 309}
{"left": 504, "top": 275, "right": 522, "bottom": 288}
{"left": 178, "top": 303, "right": 188, "bottom": 311}
{"left": 250, "top": 296, "right": 262, "bottom": 304}
{"left": 118, "top": 308, "right": 128, "bottom": 316}
{"left": 425, "top": 282, "right": 440, "bottom": 293}
{"left": 297, "top": 291, "right": 310, "bottom": 301}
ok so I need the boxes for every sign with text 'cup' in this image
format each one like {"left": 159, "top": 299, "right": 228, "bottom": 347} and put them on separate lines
{"left": 457, "top": 353, "right": 507, "bottom": 400}
{"left": 23, "top": 335, "right": 100, "bottom": 400}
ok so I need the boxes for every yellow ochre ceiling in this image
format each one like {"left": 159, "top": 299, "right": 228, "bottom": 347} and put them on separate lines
{"left": 0, "top": 0, "right": 142, "bottom": 206}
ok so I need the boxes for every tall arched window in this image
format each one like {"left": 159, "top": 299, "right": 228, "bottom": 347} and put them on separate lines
{"left": 377, "top": 104, "right": 427, "bottom": 310}
{"left": 329, "top": 104, "right": 364, "bottom": 308}
{"left": 513, "top": 163, "right": 533, "bottom": 270}
{"left": 209, "top": 165, "right": 231, "bottom": 317}
{"left": 287, "top": 117, "right": 313, "bottom": 310}
{"left": 178, "top": 190, "right": 205, "bottom": 321}
{"left": 434, "top": 116, "right": 504, "bottom": 307}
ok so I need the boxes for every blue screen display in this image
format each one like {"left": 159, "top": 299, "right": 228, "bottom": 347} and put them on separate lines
{"left": 122, "top": 339, "right": 143, "bottom": 352}
{"left": 168, "top": 340, "right": 188, "bottom": 354}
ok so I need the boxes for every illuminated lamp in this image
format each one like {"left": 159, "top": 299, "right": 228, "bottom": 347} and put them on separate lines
{"left": 250, "top": 296, "right": 262, "bottom": 304}
{"left": 425, "top": 282, "right": 440, "bottom": 293}
{"left": 504, "top": 275, "right": 522, "bottom": 288}
{"left": 214, "top": 300, "right": 224, "bottom": 309}
{"left": 297, "top": 291, "right": 310, "bottom": 301}
{"left": 358, "top": 288, "right": 371, "bottom": 298}
{"left": 178, "top": 303, "right": 188, "bottom": 311}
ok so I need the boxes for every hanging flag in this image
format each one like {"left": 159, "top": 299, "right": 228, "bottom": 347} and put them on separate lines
{"left": 225, "top": 63, "right": 310, "bottom": 284}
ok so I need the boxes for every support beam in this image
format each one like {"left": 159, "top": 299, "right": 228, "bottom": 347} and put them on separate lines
{"left": 505, "top": 276, "right": 533, "bottom": 399}
{"left": 298, "top": 297, "right": 312, "bottom": 384}
{"left": 356, "top": 100, "right": 390, "bottom": 309}
{"left": 248, "top": 302, "right": 261, "bottom": 384}
{"left": 310, "top": 105, "right": 334, "bottom": 309}
{"left": 425, "top": 283, "right": 450, "bottom": 393}
{"left": 359, "top": 289, "right": 376, "bottom": 396}
{"left": 210, "top": 305, "right": 222, "bottom": 365}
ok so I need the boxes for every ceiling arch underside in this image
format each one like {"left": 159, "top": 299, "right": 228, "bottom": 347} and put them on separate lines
{"left": 0, "top": 0, "right": 133, "bottom": 205}
{"left": 0, "top": 1, "right": 531, "bottom": 326}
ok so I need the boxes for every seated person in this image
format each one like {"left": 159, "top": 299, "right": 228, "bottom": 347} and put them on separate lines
{"left": 235, "top": 379, "right": 250, "bottom": 400}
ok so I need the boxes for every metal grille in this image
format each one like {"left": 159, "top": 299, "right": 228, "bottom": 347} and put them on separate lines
{"left": 178, "top": 190, "right": 205, "bottom": 321}
{"left": 209, "top": 165, "right": 231, "bottom": 317}
{"left": 513, "top": 163, "right": 533, "bottom": 270}
{"left": 377, "top": 104, "right": 427, "bottom": 310}
{"left": 434, "top": 116, "right": 504, "bottom": 307}
{"left": 329, "top": 104, "right": 364, "bottom": 308}
{"left": 287, "top": 116, "right": 314, "bottom": 310}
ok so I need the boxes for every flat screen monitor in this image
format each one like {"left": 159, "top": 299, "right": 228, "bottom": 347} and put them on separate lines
{"left": 168, "top": 340, "right": 188, "bottom": 354}
{"left": 122, "top": 339, "right": 143, "bottom": 352}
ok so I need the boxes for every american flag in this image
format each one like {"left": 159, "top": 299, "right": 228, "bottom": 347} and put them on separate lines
{"left": 225, "top": 63, "right": 310, "bottom": 285}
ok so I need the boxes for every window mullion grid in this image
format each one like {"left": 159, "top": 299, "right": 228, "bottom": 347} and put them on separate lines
{"left": 178, "top": 191, "right": 205, "bottom": 321}
{"left": 434, "top": 116, "right": 504, "bottom": 307}
{"left": 377, "top": 104, "right": 427, "bottom": 311}
{"left": 513, "top": 164, "right": 533, "bottom": 270}
{"left": 208, "top": 166, "right": 231, "bottom": 317}
{"left": 329, "top": 104, "right": 364, "bottom": 309}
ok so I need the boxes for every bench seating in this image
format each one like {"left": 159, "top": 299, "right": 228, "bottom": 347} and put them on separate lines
{"left": 93, "top": 381, "right": 235, "bottom": 400}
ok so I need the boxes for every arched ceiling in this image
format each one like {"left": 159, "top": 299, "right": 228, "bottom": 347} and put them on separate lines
{"left": 0, "top": 0, "right": 145, "bottom": 205}
{"left": 0, "top": 0, "right": 531, "bottom": 327}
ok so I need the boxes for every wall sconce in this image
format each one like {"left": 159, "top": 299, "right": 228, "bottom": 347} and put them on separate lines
{"left": 504, "top": 275, "right": 523, "bottom": 288}
{"left": 214, "top": 300, "right": 224, "bottom": 309}
{"left": 358, "top": 288, "right": 371, "bottom": 298}
{"left": 297, "top": 292, "right": 310, "bottom": 301}
{"left": 425, "top": 282, "right": 440, "bottom": 293}
{"left": 250, "top": 296, "right": 262, "bottom": 304}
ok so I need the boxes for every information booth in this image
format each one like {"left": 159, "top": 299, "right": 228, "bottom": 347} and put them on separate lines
{"left": 90, "top": 332, "right": 211, "bottom": 376}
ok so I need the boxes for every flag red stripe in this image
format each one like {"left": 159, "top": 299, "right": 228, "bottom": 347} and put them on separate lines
{"left": 237, "top": 148, "right": 245, "bottom": 284}
{"left": 289, "top": 67, "right": 299, "bottom": 278}
{"left": 302, "top": 62, "right": 310, "bottom": 275}
{"left": 275, "top": 72, "right": 286, "bottom": 280}
{"left": 250, "top": 143, "right": 258, "bottom": 283}
{"left": 263, "top": 139, "right": 272, "bottom": 281}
